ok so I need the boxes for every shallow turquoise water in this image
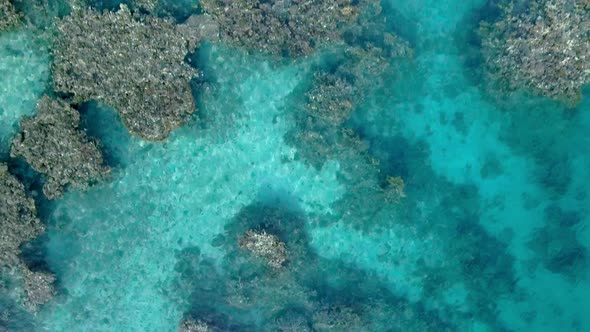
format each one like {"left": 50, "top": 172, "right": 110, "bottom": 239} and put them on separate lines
{"left": 1, "top": 0, "right": 589, "bottom": 331}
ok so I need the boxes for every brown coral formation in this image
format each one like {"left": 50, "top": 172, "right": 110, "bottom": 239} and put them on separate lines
{"left": 481, "top": 0, "right": 590, "bottom": 105}
{"left": 179, "top": 318, "right": 213, "bottom": 332}
{"left": 0, "top": 163, "right": 55, "bottom": 309}
{"left": 239, "top": 230, "right": 288, "bottom": 269}
{"left": 0, "top": 164, "right": 42, "bottom": 268}
{"left": 11, "top": 96, "right": 110, "bottom": 199}
{"left": 0, "top": 0, "right": 21, "bottom": 31}
{"left": 199, "top": 0, "right": 358, "bottom": 57}
{"left": 52, "top": 5, "right": 200, "bottom": 141}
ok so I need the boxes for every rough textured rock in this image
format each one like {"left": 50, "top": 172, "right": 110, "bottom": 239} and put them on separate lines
{"left": 69, "top": 0, "right": 158, "bottom": 13}
{"left": 133, "top": 0, "right": 158, "bottom": 12}
{"left": 199, "top": 0, "right": 358, "bottom": 57}
{"left": 312, "top": 305, "right": 362, "bottom": 332}
{"left": 0, "top": 164, "right": 55, "bottom": 309}
{"left": 481, "top": 0, "right": 590, "bottom": 105}
{"left": 21, "top": 266, "right": 56, "bottom": 309}
{"left": 52, "top": 5, "right": 200, "bottom": 141}
{"left": 305, "top": 72, "right": 356, "bottom": 126}
{"left": 179, "top": 318, "right": 212, "bottom": 332}
{"left": 287, "top": 43, "right": 410, "bottom": 169}
{"left": 0, "top": 0, "right": 21, "bottom": 31}
{"left": 239, "top": 230, "right": 288, "bottom": 269}
{"left": 181, "top": 14, "right": 220, "bottom": 42}
{"left": 0, "top": 164, "right": 43, "bottom": 267}
{"left": 11, "top": 96, "right": 110, "bottom": 199}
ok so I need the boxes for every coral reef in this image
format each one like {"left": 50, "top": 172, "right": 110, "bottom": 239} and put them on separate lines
{"left": 69, "top": 0, "right": 158, "bottom": 12}
{"left": 239, "top": 230, "right": 288, "bottom": 270}
{"left": 11, "top": 96, "right": 110, "bottom": 199}
{"left": 312, "top": 305, "right": 361, "bottom": 332}
{"left": 273, "top": 308, "right": 313, "bottom": 332}
{"left": 200, "top": 0, "right": 414, "bottom": 59}
{"left": 0, "top": 163, "right": 43, "bottom": 268}
{"left": 51, "top": 5, "right": 200, "bottom": 141}
{"left": 480, "top": 0, "right": 590, "bottom": 105}
{"left": 133, "top": 0, "right": 158, "bottom": 12}
{"left": 283, "top": 0, "right": 412, "bottom": 171}
{"left": 176, "top": 202, "right": 455, "bottom": 331}
{"left": 305, "top": 72, "right": 356, "bottom": 126}
{"left": 0, "top": 0, "right": 21, "bottom": 30}
{"left": 20, "top": 267, "right": 56, "bottom": 309}
{"left": 179, "top": 317, "right": 212, "bottom": 332}
{"left": 181, "top": 14, "right": 219, "bottom": 42}
{"left": 199, "top": 0, "right": 358, "bottom": 57}
{"left": 285, "top": 42, "right": 411, "bottom": 227}
{"left": 0, "top": 164, "right": 55, "bottom": 309}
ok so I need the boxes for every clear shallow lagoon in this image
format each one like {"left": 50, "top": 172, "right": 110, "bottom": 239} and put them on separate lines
{"left": 1, "top": 0, "right": 589, "bottom": 331}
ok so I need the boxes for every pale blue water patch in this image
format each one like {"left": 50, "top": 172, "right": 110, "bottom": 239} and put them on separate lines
{"left": 311, "top": 220, "right": 445, "bottom": 302}
{"left": 0, "top": 29, "right": 49, "bottom": 156}
{"left": 39, "top": 46, "right": 344, "bottom": 331}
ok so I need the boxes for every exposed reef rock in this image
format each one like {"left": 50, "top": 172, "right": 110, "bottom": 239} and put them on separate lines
{"left": 239, "top": 229, "right": 288, "bottom": 270}
{"left": 0, "top": 163, "right": 43, "bottom": 267}
{"left": 52, "top": 5, "right": 200, "bottom": 141}
{"left": 179, "top": 317, "right": 213, "bottom": 332}
{"left": 0, "top": 164, "right": 55, "bottom": 309}
{"left": 20, "top": 266, "right": 56, "bottom": 309}
{"left": 11, "top": 96, "right": 110, "bottom": 199}
{"left": 0, "top": 0, "right": 21, "bottom": 30}
{"left": 199, "top": 0, "right": 359, "bottom": 57}
{"left": 480, "top": 0, "right": 590, "bottom": 105}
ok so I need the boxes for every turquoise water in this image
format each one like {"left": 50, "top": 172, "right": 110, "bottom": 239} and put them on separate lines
{"left": 1, "top": 0, "right": 589, "bottom": 331}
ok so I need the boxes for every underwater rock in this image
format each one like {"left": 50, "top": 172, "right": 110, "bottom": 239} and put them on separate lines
{"left": 0, "top": 0, "right": 21, "bottom": 30}
{"left": 71, "top": 0, "right": 159, "bottom": 13}
{"left": 181, "top": 14, "right": 220, "bottom": 42}
{"left": 52, "top": 4, "right": 200, "bottom": 141}
{"left": 303, "top": 45, "right": 408, "bottom": 128}
{"left": 179, "top": 317, "right": 213, "bottom": 332}
{"left": 0, "top": 164, "right": 55, "bottom": 310}
{"left": 11, "top": 96, "right": 110, "bottom": 199}
{"left": 312, "top": 305, "right": 362, "bottom": 332}
{"left": 132, "top": 0, "right": 158, "bottom": 12}
{"left": 20, "top": 265, "right": 56, "bottom": 309}
{"left": 285, "top": 2, "right": 412, "bottom": 168}
{"left": 305, "top": 72, "right": 356, "bottom": 126}
{"left": 480, "top": 0, "right": 590, "bottom": 105}
{"left": 0, "top": 163, "right": 43, "bottom": 267}
{"left": 286, "top": 48, "right": 408, "bottom": 224}
{"left": 174, "top": 202, "right": 456, "bottom": 331}
{"left": 200, "top": 0, "right": 413, "bottom": 58}
{"left": 239, "top": 229, "right": 288, "bottom": 270}
{"left": 199, "top": 0, "right": 358, "bottom": 57}
{"left": 271, "top": 308, "right": 313, "bottom": 332}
